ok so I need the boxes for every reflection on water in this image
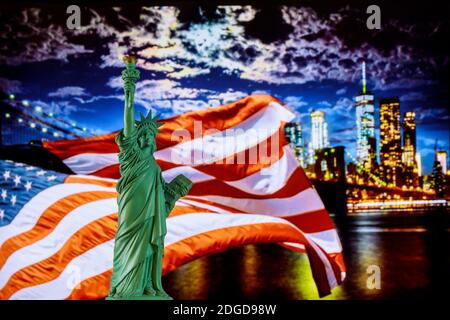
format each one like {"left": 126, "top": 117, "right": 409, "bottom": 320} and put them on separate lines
{"left": 164, "top": 209, "right": 449, "bottom": 300}
{"left": 239, "top": 245, "right": 259, "bottom": 297}
{"left": 166, "top": 254, "right": 211, "bottom": 299}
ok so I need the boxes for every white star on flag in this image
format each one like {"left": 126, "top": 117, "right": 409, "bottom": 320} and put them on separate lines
{"left": 14, "top": 175, "right": 22, "bottom": 187}
{"left": 11, "top": 194, "right": 17, "bottom": 206}
{"left": 1, "top": 189, "right": 7, "bottom": 201}
{"left": 0, "top": 209, "right": 4, "bottom": 220}
{"left": 15, "top": 163, "right": 25, "bottom": 167}
{"left": 26, "top": 166, "right": 35, "bottom": 171}
{"left": 25, "top": 181, "right": 33, "bottom": 192}
{"left": 3, "top": 170, "right": 11, "bottom": 181}
{"left": 37, "top": 170, "right": 47, "bottom": 176}
{"left": 47, "top": 175, "right": 57, "bottom": 181}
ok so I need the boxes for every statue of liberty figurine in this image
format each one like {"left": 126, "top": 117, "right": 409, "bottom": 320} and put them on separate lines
{"left": 107, "top": 56, "right": 192, "bottom": 300}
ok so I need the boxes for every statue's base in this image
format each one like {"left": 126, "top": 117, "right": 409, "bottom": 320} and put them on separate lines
{"left": 106, "top": 295, "right": 173, "bottom": 301}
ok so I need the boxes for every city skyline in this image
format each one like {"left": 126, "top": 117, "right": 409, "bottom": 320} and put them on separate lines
{"left": 0, "top": 3, "right": 448, "bottom": 175}
{"left": 288, "top": 92, "right": 444, "bottom": 182}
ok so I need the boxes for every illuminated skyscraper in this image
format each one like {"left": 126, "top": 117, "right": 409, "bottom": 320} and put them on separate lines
{"left": 436, "top": 151, "right": 448, "bottom": 174}
{"left": 402, "top": 112, "right": 418, "bottom": 186}
{"left": 355, "top": 61, "right": 377, "bottom": 169}
{"left": 416, "top": 152, "right": 422, "bottom": 177}
{"left": 402, "top": 112, "right": 417, "bottom": 165}
{"left": 308, "top": 110, "right": 329, "bottom": 164}
{"left": 285, "top": 122, "right": 306, "bottom": 167}
{"left": 379, "top": 97, "right": 402, "bottom": 187}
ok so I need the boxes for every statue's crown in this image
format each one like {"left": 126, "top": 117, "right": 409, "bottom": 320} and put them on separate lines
{"left": 135, "top": 110, "right": 163, "bottom": 134}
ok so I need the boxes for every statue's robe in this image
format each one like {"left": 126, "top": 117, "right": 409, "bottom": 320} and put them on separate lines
{"left": 108, "top": 128, "right": 190, "bottom": 297}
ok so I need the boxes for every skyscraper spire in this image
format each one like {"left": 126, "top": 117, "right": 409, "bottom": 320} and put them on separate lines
{"left": 362, "top": 61, "right": 367, "bottom": 94}
{"left": 355, "top": 61, "right": 376, "bottom": 172}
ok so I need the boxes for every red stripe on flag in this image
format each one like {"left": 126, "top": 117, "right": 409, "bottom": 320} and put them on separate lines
{"left": 284, "top": 209, "right": 336, "bottom": 233}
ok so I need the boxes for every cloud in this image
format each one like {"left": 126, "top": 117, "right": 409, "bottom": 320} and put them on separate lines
{"left": 283, "top": 96, "right": 309, "bottom": 121}
{"left": 107, "top": 77, "right": 210, "bottom": 101}
{"left": 48, "top": 86, "right": 90, "bottom": 98}
{"left": 207, "top": 89, "right": 248, "bottom": 104}
{"left": 74, "top": 5, "right": 442, "bottom": 89}
{"left": 413, "top": 106, "right": 449, "bottom": 123}
{"left": 1, "top": 6, "right": 446, "bottom": 91}
{"left": 103, "top": 76, "right": 221, "bottom": 115}
{"left": 0, "top": 77, "right": 22, "bottom": 93}
{"left": 207, "top": 99, "right": 222, "bottom": 107}
{"left": 419, "top": 147, "right": 436, "bottom": 157}
{"left": 73, "top": 94, "right": 122, "bottom": 105}
{"left": 0, "top": 8, "right": 92, "bottom": 66}
{"left": 374, "top": 78, "right": 435, "bottom": 91}
{"left": 333, "top": 97, "right": 353, "bottom": 112}
{"left": 284, "top": 96, "right": 308, "bottom": 110}
{"left": 171, "top": 99, "right": 211, "bottom": 114}
{"left": 251, "top": 90, "right": 271, "bottom": 95}
{"left": 417, "top": 136, "right": 437, "bottom": 147}
{"left": 141, "top": 60, "right": 210, "bottom": 79}
{"left": 318, "top": 97, "right": 354, "bottom": 120}
{"left": 31, "top": 99, "right": 79, "bottom": 116}
{"left": 336, "top": 87, "right": 347, "bottom": 95}
{"left": 400, "top": 91, "right": 426, "bottom": 102}
{"left": 318, "top": 100, "right": 332, "bottom": 107}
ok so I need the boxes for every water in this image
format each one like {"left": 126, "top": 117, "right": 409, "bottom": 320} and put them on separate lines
{"left": 163, "top": 209, "right": 450, "bottom": 300}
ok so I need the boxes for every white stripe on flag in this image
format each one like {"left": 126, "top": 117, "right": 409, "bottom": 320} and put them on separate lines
{"left": 61, "top": 101, "right": 293, "bottom": 175}
{"left": 63, "top": 154, "right": 118, "bottom": 175}
{"left": 306, "top": 229, "right": 343, "bottom": 254}
{"left": 0, "top": 183, "right": 116, "bottom": 246}
{"left": 188, "top": 187, "right": 325, "bottom": 216}
{"left": 10, "top": 240, "right": 115, "bottom": 300}
{"left": 0, "top": 198, "right": 117, "bottom": 289}
{"left": 162, "top": 146, "right": 297, "bottom": 195}
{"left": 226, "top": 146, "right": 297, "bottom": 194}
{"left": 156, "top": 102, "right": 293, "bottom": 165}
{"left": 165, "top": 212, "right": 295, "bottom": 246}
{"left": 177, "top": 199, "right": 236, "bottom": 214}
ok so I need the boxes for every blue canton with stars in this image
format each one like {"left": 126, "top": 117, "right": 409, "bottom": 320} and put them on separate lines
{"left": 0, "top": 160, "right": 67, "bottom": 227}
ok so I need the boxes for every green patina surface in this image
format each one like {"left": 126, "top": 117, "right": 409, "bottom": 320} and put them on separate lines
{"left": 107, "top": 56, "right": 192, "bottom": 300}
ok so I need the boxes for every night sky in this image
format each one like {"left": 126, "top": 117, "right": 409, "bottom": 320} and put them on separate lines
{"left": 0, "top": 2, "right": 448, "bottom": 175}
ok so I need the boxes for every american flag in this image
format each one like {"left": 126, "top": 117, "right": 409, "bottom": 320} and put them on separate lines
{"left": 0, "top": 95, "right": 345, "bottom": 299}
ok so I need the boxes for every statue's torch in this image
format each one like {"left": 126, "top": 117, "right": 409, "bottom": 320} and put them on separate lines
{"left": 122, "top": 55, "right": 140, "bottom": 109}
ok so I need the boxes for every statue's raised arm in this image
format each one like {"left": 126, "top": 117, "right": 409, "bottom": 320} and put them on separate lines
{"left": 122, "top": 56, "right": 140, "bottom": 137}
